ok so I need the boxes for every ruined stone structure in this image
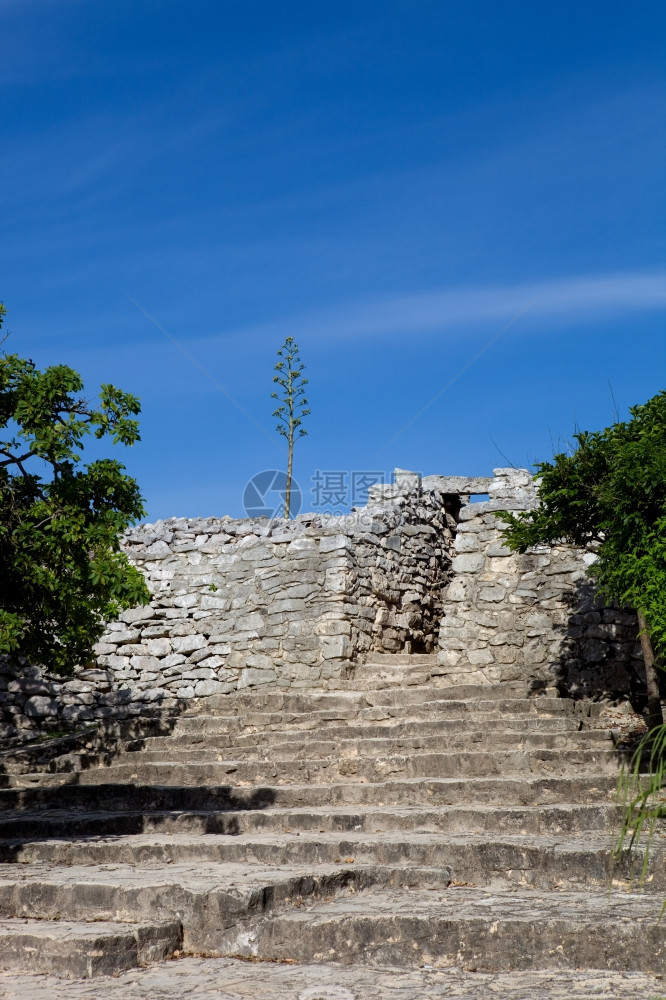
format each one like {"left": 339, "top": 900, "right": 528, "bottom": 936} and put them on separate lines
{"left": 0, "top": 468, "right": 663, "bottom": 996}
{"left": 0, "top": 468, "right": 646, "bottom": 739}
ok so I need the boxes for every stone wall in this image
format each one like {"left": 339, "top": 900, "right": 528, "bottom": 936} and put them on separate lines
{"left": 0, "top": 465, "right": 648, "bottom": 742}
{"left": 436, "top": 468, "right": 646, "bottom": 702}
{"left": 0, "top": 471, "right": 457, "bottom": 739}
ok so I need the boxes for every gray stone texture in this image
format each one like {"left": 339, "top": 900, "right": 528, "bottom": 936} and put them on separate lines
{"left": 436, "top": 468, "right": 645, "bottom": 701}
{"left": 0, "top": 467, "right": 646, "bottom": 741}
{"left": 0, "top": 477, "right": 456, "bottom": 738}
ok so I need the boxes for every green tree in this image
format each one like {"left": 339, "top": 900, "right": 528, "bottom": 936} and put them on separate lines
{"left": 271, "top": 337, "right": 310, "bottom": 519}
{"left": 497, "top": 390, "right": 666, "bottom": 730}
{"left": 0, "top": 304, "right": 150, "bottom": 675}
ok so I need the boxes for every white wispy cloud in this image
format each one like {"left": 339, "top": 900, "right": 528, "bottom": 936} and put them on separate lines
{"left": 212, "top": 270, "right": 666, "bottom": 346}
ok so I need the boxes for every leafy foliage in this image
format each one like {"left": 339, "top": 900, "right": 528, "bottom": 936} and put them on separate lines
{"left": 497, "top": 390, "right": 666, "bottom": 649}
{"left": 271, "top": 336, "right": 310, "bottom": 519}
{"left": 614, "top": 726, "right": 666, "bottom": 898}
{"left": 0, "top": 305, "right": 150, "bottom": 674}
{"left": 496, "top": 390, "right": 666, "bottom": 895}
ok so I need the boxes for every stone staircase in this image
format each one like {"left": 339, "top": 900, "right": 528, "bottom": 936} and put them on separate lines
{"left": 0, "top": 653, "right": 664, "bottom": 995}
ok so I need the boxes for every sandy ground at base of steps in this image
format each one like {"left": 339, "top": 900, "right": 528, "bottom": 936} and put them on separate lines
{"left": 0, "top": 957, "right": 664, "bottom": 1000}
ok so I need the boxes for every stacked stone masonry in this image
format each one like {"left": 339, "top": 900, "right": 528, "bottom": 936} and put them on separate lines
{"left": 436, "top": 468, "right": 645, "bottom": 702}
{"left": 0, "top": 467, "right": 646, "bottom": 739}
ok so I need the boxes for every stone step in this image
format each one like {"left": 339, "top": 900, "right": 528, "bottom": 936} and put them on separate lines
{"left": 0, "top": 862, "right": 386, "bottom": 954}
{"left": 362, "top": 654, "right": 440, "bottom": 666}
{"left": 118, "top": 712, "right": 587, "bottom": 750}
{"left": 222, "top": 886, "right": 666, "bottom": 973}
{"left": 4, "top": 747, "right": 623, "bottom": 790}
{"left": 0, "top": 773, "right": 622, "bottom": 812}
{"left": 198, "top": 684, "right": 543, "bottom": 714}
{"left": 2, "top": 954, "right": 663, "bottom": 999}
{"left": 3, "top": 831, "right": 660, "bottom": 889}
{"left": 160, "top": 702, "right": 591, "bottom": 739}
{"left": 0, "top": 917, "right": 182, "bottom": 978}
{"left": 0, "top": 802, "right": 625, "bottom": 841}
{"left": 175, "top": 698, "right": 587, "bottom": 733}
{"left": 21, "top": 727, "right": 615, "bottom": 777}
{"left": 348, "top": 666, "right": 558, "bottom": 694}
{"left": 349, "top": 665, "right": 433, "bottom": 687}
{"left": 101, "top": 728, "right": 616, "bottom": 766}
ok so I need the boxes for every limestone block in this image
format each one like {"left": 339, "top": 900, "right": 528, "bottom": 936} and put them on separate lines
{"left": 494, "top": 645, "right": 518, "bottom": 663}
{"left": 78, "top": 668, "right": 113, "bottom": 685}
{"left": 139, "top": 623, "right": 171, "bottom": 639}
{"left": 117, "top": 644, "right": 151, "bottom": 657}
{"left": 394, "top": 469, "right": 421, "bottom": 491}
{"left": 62, "top": 705, "right": 94, "bottom": 722}
{"left": 437, "top": 649, "right": 462, "bottom": 667}
{"left": 319, "top": 535, "right": 353, "bottom": 553}
{"left": 467, "top": 648, "right": 494, "bottom": 665}
{"left": 245, "top": 653, "right": 275, "bottom": 671}
{"left": 485, "top": 541, "right": 512, "bottom": 557}
{"left": 104, "top": 629, "right": 140, "bottom": 645}
{"left": 119, "top": 606, "right": 158, "bottom": 625}
{"left": 158, "top": 653, "right": 186, "bottom": 669}
{"left": 93, "top": 643, "right": 117, "bottom": 656}
{"left": 194, "top": 679, "right": 226, "bottom": 697}
{"left": 200, "top": 595, "right": 231, "bottom": 611}
{"left": 172, "top": 635, "right": 207, "bottom": 655}
{"left": 235, "top": 613, "right": 265, "bottom": 631}
{"left": 145, "top": 540, "right": 171, "bottom": 557}
{"left": 271, "top": 599, "right": 306, "bottom": 614}
{"left": 321, "top": 635, "right": 353, "bottom": 660}
{"left": 173, "top": 593, "right": 199, "bottom": 608}
{"left": 174, "top": 685, "right": 196, "bottom": 699}
{"left": 422, "top": 475, "right": 493, "bottom": 495}
{"left": 129, "top": 655, "right": 161, "bottom": 672}
{"left": 195, "top": 654, "right": 227, "bottom": 671}
{"left": 24, "top": 696, "right": 59, "bottom": 717}
{"left": 237, "top": 667, "right": 277, "bottom": 688}
{"left": 451, "top": 553, "right": 485, "bottom": 574}
{"left": 325, "top": 567, "right": 350, "bottom": 594}
{"left": 454, "top": 533, "right": 480, "bottom": 553}
{"left": 181, "top": 667, "right": 217, "bottom": 680}
{"left": 478, "top": 585, "right": 507, "bottom": 603}
{"left": 145, "top": 638, "right": 171, "bottom": 657}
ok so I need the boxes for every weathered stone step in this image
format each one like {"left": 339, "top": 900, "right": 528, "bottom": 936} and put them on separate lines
{"left": 21, "top": 727, "right": 614, "bottom": 778}
{"left": 349, "top": 665, "right": 433, "bottom": 687}
{"left": 77, "top": 728, "right": 612, "bottom": 771}
{"left": 0, "top": 862, "right": 382, "bottom": 954}
{"left": 348, "top": 663, "right": 559, "bottom": 694}
{"left": 0, "top": 773, "right": 621, "bottom": 812}
{"left": 3, "top": 953, "right": 663, "bottom": 999}
{"left": 362, "top": 653, "right": 440, "bottom": 666}
{"left": 199, "top": 684, "right": 544, "bottom": 714}
{"left": 0, "top": 802, "right": 625, "bottom": 841}
{"left": 223, "top": 886, "right": 666, "bottom": 972}
{"left": 5, "top": 747, "right": 622, "bottom": 789}
{"left": 174, "top": 698, "right": 588, "bottom": 734}
{"left": 0, "top": 917, "right": 181, "bottom": 978}
{"left": 118, "top": 712, "right": 586, "bottom": 751}
{"left": 4, "top": 831, "right": 660, "bottom": 889}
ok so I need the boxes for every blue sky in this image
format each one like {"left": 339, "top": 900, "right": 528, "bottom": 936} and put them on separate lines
{"left": 1, "top": 0, "right": 664, "bottom": 519}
